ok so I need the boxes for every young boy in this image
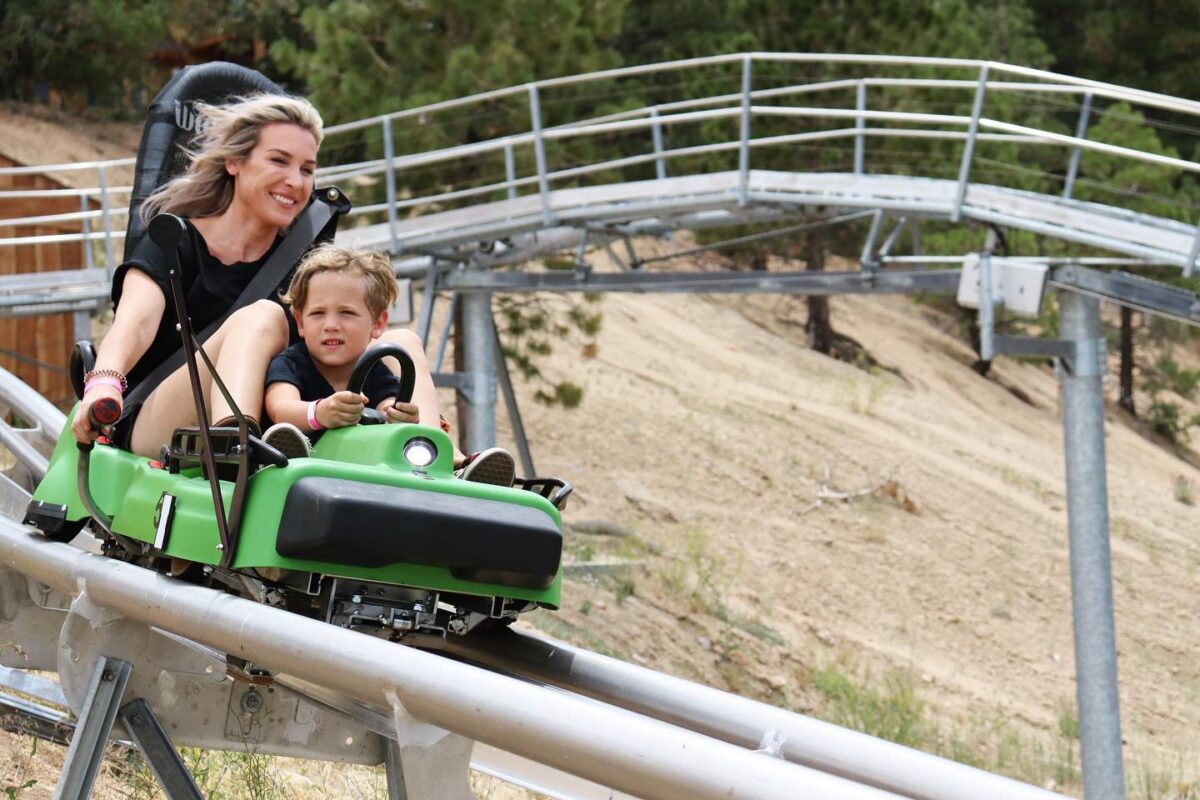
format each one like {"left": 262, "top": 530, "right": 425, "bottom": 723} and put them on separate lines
{"left": 262, "top": 244, "right": 514, "bottom": 485}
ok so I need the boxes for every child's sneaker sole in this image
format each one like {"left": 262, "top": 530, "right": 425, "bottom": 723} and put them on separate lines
{"left": 262, "top": 422, "right": 312, "bottom": 460}
{"left": 455, "top": 447, "right": 516, "bottom": 487}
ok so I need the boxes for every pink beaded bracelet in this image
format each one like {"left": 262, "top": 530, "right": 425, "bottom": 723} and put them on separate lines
{"left": 83, "top": 368, "right": 127, "bottom": 392}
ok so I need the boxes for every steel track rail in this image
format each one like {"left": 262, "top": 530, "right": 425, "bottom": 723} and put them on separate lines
{"left": 442, "top": 629, "right": 1063, "bottom": 800}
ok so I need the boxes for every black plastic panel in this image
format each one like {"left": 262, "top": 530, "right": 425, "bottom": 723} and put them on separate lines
{"left": 276, "top": 478, "right": 562, "bottom": 590}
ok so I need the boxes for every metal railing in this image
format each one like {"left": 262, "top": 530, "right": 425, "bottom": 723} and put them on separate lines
{"left": 4, "top": 53, "right": 1200, "bottom": 283}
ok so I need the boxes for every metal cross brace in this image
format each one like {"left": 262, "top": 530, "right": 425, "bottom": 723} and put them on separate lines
{"left": 55, "top": 657, "right": 205, "bottom": 800}
{"left": 119, "top": 698, "right": 204, "bottom": 799}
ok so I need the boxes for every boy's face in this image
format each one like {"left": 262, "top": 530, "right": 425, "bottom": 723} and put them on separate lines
{"left": 295, "top": 271, "right": 388, "bottom": 371}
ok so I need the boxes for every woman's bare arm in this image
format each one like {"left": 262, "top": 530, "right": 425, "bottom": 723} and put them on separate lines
{"left": 71, "top": 269, "right": 165, "bottom": 443}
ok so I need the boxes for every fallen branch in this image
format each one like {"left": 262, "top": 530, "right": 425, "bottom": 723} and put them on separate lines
{"left": 798, "top": 463, "right": 909, "bottom": 515}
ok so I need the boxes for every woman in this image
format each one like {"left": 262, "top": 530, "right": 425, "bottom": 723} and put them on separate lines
{"left": 73, "top": 94, "right": 451, "bottom": 464}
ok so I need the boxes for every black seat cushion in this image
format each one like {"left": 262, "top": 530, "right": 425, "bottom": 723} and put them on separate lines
{"left": 276, "top": 477, "right": 562, "bottom": 590}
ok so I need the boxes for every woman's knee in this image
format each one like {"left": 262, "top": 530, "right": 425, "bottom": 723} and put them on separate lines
{"left": 379, "top": 328, "right": 429, "bottom": 363}
{"left": 227, "top": 301, "right": 289, "bottom": 352}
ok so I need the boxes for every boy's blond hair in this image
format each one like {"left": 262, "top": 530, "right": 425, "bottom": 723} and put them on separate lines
{"left": 282, "top": 244, "right": 399, "bottom": 318}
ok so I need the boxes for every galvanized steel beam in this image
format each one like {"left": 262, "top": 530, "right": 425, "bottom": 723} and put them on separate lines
{"left": 446, "top": 628, "right": 1066, "bottom": 800}
{"left": 1057, "top": 291, "right": 1126, "bottom": 800}
{"left": 440, "top": 267, "right": 962, "bottom": 295}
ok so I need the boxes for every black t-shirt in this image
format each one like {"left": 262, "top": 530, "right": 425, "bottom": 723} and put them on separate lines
{"left": 111, "top": 218, "right": 291, "bottom": 392}
{"left": 265, "top": 341, "right": 402, "bottom": 434}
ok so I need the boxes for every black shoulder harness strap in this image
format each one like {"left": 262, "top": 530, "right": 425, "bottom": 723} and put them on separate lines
{"left": 123, "top": 191, "right": 342, "bottom": 410}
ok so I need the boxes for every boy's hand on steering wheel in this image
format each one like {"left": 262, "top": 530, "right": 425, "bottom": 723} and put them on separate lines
{"left": 385, "top": 400, "right": 419, "bottom": 424}
{"left": 320, "top": 390, "right": 368, "bottom": 429}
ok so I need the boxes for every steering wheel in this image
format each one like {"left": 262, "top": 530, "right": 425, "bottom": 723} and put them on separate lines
{"left": 346, "top": 344, "right": 416, "bottom": 425}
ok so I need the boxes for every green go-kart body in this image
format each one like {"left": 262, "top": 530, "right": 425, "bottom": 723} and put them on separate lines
{"left": 28, "top": 406, "right": 563, "bottom": 637}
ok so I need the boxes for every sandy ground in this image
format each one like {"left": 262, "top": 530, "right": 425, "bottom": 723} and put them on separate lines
{"left": 0, "top": 103, "right": 137, "bottom": 187}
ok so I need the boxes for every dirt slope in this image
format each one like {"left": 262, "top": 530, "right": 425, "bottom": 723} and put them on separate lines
{"left": 493, "top": 245, "right": 1199, "bottom": 794}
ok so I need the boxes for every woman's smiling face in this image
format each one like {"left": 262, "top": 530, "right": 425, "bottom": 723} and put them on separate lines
{"left": 227, "top": 122, "right": 318, "bottom": 229}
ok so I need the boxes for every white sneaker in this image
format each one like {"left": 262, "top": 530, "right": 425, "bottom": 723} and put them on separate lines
{"left": 454, "top": 447, "right": 516, "bottom": 487}
{"left": 262, "top": 422, "right": 312, "bottom": 460}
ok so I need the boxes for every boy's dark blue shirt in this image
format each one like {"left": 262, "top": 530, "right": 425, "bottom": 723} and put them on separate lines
{"left": 265, "top": 341, "right": 402, "bottom": 436}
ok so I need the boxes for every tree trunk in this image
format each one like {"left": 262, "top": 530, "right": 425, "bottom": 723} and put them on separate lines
{"left": 1118, "top": 305, "right": 1136, "bottom": 415}
{"left": 804, "top": 230, "right": 835, "bottom": 354}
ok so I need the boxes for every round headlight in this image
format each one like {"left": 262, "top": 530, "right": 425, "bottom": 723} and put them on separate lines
{"left": 403, "top": 437, "right": 437, "bottom": 468}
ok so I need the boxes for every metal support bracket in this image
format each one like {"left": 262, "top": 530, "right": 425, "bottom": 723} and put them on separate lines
{"left": 621, "top": 234, "right": 642, "bottom": 269}
{"left": 384, "top": 732, "right": 475, "bottom": 800}
{"left": 494, "top": 327, "right": 535, "bottom": 477}
{"left": 55, "top": 656, "right": 131, "bottom": 800}
{"left": 992, "top": 334, "right": 1106, "bottom": 377}
{"left": 859, "top": 209, "right": 885, "bottom": 270}
{"left": 416, "top": 261, "right": 443, "bottom": 346}
{"left": 877, "top": 217, "right": 908, "bottom": 260}
{"left": 119, "top": 698, "right": 204, "bottom": 800}
{"left": 433, "top": 371, "right": 475, "bottom": 400}
{"left": 603, "top": 238, "right": 630, "bottom": 271}
{"left": 574, "top": 228, "right": 592, "bottom": 272}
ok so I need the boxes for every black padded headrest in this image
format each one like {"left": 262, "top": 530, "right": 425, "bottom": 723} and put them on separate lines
{"left": 123, "top": 62, "right": 284, "bottom": 262}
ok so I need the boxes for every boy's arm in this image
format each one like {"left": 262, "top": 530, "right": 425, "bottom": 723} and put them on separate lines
{"left": 266, "top": 382, "right": 369, "bottom": 431}
{"left": 265, "top": 382, "right": 314, "bottom": 431}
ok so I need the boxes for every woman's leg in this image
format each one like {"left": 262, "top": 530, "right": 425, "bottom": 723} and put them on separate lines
{"left": 374, "top": 328, "right": 470, "bottom": 462}
{"left": 130, "top": 301, "right": 288, "bottom": 456}
{"left": 376, "top": 328, "right": 443, "bottom": 428}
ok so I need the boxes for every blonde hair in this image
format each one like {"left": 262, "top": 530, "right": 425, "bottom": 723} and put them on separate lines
{"left": 139, "top": 93, "right": 324, "bottom": 224}
{"left": 282, "top": 244, "right": 399, "bottom": 319}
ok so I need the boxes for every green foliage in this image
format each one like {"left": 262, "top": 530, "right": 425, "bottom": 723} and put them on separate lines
{"left": 535, "top": 380, "right": 584, "bottom": 408}
{"left": 0, "top": 0, "right": 165, "bottom": 101}
{"left": 1140, "top": 354, "right": 1200, "bottom": 444}
{"left": 1173, "top": 476, "right": 1194, "bottom": 506}
{"left": 273, "top": 0, "right": 627, "bottom": 124}
{"left": 1028, "top": 0, "right": 1200, "bottom": 100}
{"left": 811, "top": 666, "right": 926, "bottom": 747}
{"left": 1072, "top": 102, "right": 1192, "bottom": 222}
{"left": 1143, "top": 356, "right": 1200, "bottom": 400}
{"left": 2, "top": 780, "right": 36, "bottom": 800}
{"left": 2, "top": 736, "right": 39, "bottom": 800}
{"left": 1058, "top": 709, "right": 1080, "bottom": 741}
{"left": 497, "top": 292, "right": 600, "bottom": 408}
{"left": 1145, "top": 400, "right": 1200, "bottom": 444}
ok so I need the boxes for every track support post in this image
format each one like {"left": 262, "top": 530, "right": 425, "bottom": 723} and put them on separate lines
{"left": 384, "top": 732, "right": 475, "bottom": 800}
{"left": 461, "top": 291, "right": 498, "bottom": 452}
{"left": 1057, "top": 289, "right": 1126, "bottom": 800}
{"left": 55, "top": 657, "right": 131, "bottom": 800}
